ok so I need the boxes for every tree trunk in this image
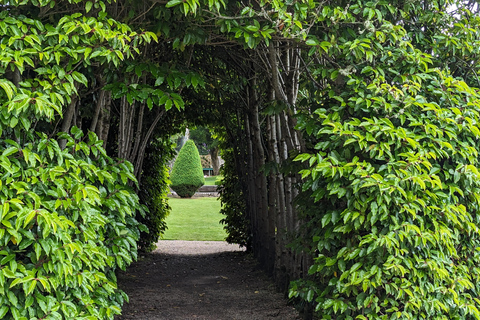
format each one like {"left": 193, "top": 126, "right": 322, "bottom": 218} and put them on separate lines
{"left": 244, "top": 110, "right": 258, "bottom": 257}
{"left": 97, "top": 91, "right": 112, "bottom": 148}
{"left": 59, "top": 94, "right": 79, "bottom": 149}
{"left": 118, "top": 96, "right": 128, "bottom": 158}
{"left": 266, "top": 114, "right": 279, "bottom": 280}
{"left": 118, "top": 96, "right": 137, "bottom": 159}
{"left": 248, "top": 79, "right": 271, "bottom": 273}
{"left": 129, "top": 103, "right": 145, "bottom": 163}
{"left": 133, "top": 108, "right": 165, "bottom": 180}
{"left": 275, "top": 112, "right": 289, "bottom": 290}
{"left": 90, "top": 88, "right": 106, "bottom": 133}
{"left": 209, "top": 147, "right": 220, "bottom": 175}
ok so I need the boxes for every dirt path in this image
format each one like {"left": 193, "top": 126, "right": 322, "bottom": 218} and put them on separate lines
{"left": 116, "top": 240, "right": 300, "bottom": 320}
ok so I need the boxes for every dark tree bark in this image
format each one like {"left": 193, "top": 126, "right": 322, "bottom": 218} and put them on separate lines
{"left": 90, "top": 89, "right": 106, "bottom": 133}
{"left": 133, "top": 108, "right": 165, "bottom": 180}
{"left": 98, "top": 91, "right": 112, "bottom": 148}
{"left": 59, "top": 94, "right": 79, "bottom": 149}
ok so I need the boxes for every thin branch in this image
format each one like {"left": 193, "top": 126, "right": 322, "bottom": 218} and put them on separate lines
{"left": 131, "top": 2, "right": 157, "bottom": 23}
{"left": 268, "top": 41, "right": 288, "bottom": 103}
{"left": 298, "top": 54, "right": 323, "bottom": 89}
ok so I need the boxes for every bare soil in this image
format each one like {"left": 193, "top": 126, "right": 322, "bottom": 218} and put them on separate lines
{"left": 116, "top": 240, "right": 301, "bottom": 320}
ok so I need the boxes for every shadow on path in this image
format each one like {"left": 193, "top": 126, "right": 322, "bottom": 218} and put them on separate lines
{"left": 115, "top": 241, "right": 300, "bottom": 320}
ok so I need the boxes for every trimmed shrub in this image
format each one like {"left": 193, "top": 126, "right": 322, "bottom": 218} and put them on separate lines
{"left": 170, "top": 140, "right": 205, "bottom": 198}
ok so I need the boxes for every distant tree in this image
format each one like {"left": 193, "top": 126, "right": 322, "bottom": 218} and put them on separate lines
{"left": 190, "top": 126, "right": 221, "bottom": 175}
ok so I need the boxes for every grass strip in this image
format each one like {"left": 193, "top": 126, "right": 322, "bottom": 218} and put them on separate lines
{"left": 203, "top": 175, "right": 218, "bottom": 186}
{"left": 162, "top": 197, "right": 226, "bottom": 241}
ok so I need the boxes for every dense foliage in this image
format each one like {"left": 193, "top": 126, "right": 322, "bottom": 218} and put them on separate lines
{"left": 218, "top": 146, "right": 251, "bottom": 250}
{"left": 289, "top": 1, "right": 480, "bottom": 319}
{"left": 170, "top": 140, "right": 205, "bottom": 198}
{"left": 0, "top": 1, "right": 150, "bottom": 318}
{"left": 0, "top": 128, "right": 142, "bottom": 319}
{"left": 5, "top": 0, "right": 480, "bottom": 319}
{"left": 137, "top": 138, "right": 176, "bottom": 252}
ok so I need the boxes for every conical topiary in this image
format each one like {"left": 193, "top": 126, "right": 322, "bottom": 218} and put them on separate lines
{"left": 170, "top": 139, "right": 205, "bottom": 198}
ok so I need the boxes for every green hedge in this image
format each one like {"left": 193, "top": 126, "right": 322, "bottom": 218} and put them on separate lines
{"left": 290, "top": 10, "right": 480, "bottom": 320}
{"left": 0, "top": 128, "right": 142, "bottom": 319}
{"left": 218, "top": 147, "right": 251, "bottom": 250}
{"left": 170, "top": 140, "right": 205, "bottom": 198}
{"left": 137, "top": 138, "right": 175, "bottom": 252}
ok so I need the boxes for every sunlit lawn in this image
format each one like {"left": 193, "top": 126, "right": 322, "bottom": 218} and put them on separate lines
{"left": 204, "top": 175, "right": 218, "bottom": 186}
{"left": 162, "top": 197, "right": 226, "bottom": 241}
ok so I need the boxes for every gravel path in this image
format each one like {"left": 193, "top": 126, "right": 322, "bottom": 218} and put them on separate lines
{"left": 116, "top": 240, "right": 300, "bottom": 320}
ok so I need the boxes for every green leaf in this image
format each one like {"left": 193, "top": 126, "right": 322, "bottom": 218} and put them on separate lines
{"left": 3, "top": 146, "right": 18, "bottom": 157}
{"left": 26, "top": 279, "right": 37, "bottom": 295}
{"left": 23, "top": 210, "right": 37, "bottom": 228}
{"left": 294, "top": 154, "right": 311, "bottom": 162}
{"left": 155, "top": 77, "right": 165, "bottom": 86}
{"left": 322, "top": 212, "right": 332, "bottom": 227}
{"left": 8, "top": 290, "right": 18, "bottom": 306}
{"left": 166, "top": 0, "right": 182, "bottom": 7}
{"left": 72, "top": 72, "right": 88, "bottom": 86}
{"left": 350, "top": 262, "right": 362, "bottom": 273}
{"left": 0, "top": 79, "right": 14, "bottom": 100}
{"left": 85, "top": 1, "right": 93, "bottom": 13}
{"left": 25, "top": 296, "right": 34, "bottom": 308}
{"left": 165, "top": 99, "right": 173, "bottom": 110}
{"left": 9, "top": 278, "right": 23, "bottom": 288}
{"left": 306, "top": 289, "right": 314, "bottom": 302}
{"left": 9, "top": 117, "right": 18, "bottom": 128}
{"left": 3, "top": 268, "right": 15, "bottom": 278}
{"left": 191, "top": 75, "right": 199, "bottom": 88}
{"left": 0, "top": 306, "right": 8, "bottom": 318}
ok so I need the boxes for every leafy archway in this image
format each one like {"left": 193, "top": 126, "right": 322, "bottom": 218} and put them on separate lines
{"left": 3, "top": 0, "right": 480, "bottom": 319}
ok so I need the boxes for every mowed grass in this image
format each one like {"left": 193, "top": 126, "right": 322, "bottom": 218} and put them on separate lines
{"left": 162, "top": 197, "right": 227, "bottom": 241}
{"left": 204, "top": 175, "right": 217, "bottom": 185}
